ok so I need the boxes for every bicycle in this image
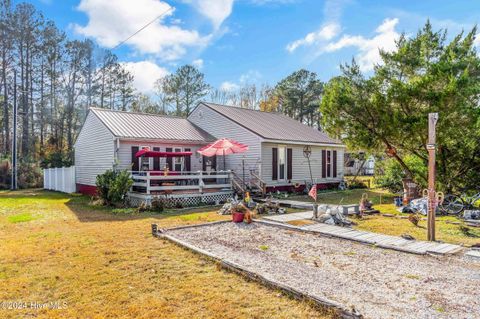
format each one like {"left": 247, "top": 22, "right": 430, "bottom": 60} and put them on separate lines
{"left": 438, "top": 190, "right": 480, "bottom": 215}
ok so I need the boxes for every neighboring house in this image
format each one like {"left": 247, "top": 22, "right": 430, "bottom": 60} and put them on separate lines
{"left": 344, "top": 152, "right": 375, "bottom": 176}
{"left": 74, "top": 102, "right": 345, "bottom": 202}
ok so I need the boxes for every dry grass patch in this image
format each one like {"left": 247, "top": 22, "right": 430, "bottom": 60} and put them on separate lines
{"left": 287, "top": 219, "right": 316, "bottom": 227}
{"left": 0, "top": 189, "right": 330, "bottom": 319}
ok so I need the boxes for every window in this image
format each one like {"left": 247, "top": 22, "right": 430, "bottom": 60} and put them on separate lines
{"left": 326, "top": 150, "right": 331, "bottom": 178}
{"left": 174, "top": 148, "right": 183, "bottom": 171}
{"left": 140, "top": 146, "right": 152, "bottom": 171}
{"left": 278, "top": 146, "right": 286, "bottom": 180}
{"left": 322, "top": 149, "right": 337, "bottom": 178}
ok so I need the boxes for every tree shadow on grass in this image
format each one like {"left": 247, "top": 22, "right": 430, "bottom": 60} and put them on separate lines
{"left": 1, "top": 188, "right": 223, "bottom": 223}
{"left": 64, "top": 195, "right": 223, "bottom": 223}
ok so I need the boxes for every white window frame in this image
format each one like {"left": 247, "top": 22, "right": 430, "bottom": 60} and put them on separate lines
{"left": 324, "top": 149, "right": 337, "bottom": 179}
{"left": 277, "top": 145, "right": 287, "bottom": 181}
{"left": 139, "top": 145, "right": 153, "bottom": 171}
{"left": 173, "top": 147, "right": 184, "bottom": 172}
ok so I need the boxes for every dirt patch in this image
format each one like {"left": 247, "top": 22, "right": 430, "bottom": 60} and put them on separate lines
{"left": 167, "top": 221, "right": 480, "bottom": 319}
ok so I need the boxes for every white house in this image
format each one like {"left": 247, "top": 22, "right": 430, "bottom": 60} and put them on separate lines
{"left": 74, "top": 102, "right": 345, "bottom": 203}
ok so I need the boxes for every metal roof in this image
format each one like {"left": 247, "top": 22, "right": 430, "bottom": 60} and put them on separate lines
{"left": 90, "top": 107, "right": 215, "bottom": 142}
{"left": 200, "top": 102, "right": 343, "bottom": 145}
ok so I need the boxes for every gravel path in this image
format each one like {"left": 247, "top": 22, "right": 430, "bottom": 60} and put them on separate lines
{"left": 167, "top": 222, "right": 480, "bottom": 319}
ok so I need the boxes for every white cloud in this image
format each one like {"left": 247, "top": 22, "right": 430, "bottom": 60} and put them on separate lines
{"left": 239, "top": 69, "right": 262, "bottom": 84}
{"left": 220, "top": 81, "right": 239, "bottom": 91}
{"left": 73, "top": 0, "right": 211, "bottom": 61}
{"left": 324, "top": 18, "right": 400, "bottom": 71}
{"left": 286, "top": 0, "right": 350, "bottom": 52}
{"left": 187, "top": 0, "right": 234, "bottom": 29}
{"left": 122, "top": 60, "right": 169, "bottom": 93}
{"left": 219, "top": 69, "right": 262, "bottom": 92}
{"left": 192, "top": 58, "right": 204, "bottom": 69}
{"left": 286, "top": 23, "right": 340, "bottom": 52}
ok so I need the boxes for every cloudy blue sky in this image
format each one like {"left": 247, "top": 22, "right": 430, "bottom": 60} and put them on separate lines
{"left": 27, "top": 0, "right": 480, "bottom": 94}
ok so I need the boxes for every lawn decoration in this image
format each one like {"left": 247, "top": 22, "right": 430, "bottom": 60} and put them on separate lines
{"left": 303, "top": 145, "right": 318, "bottom": 218}
{"left": 359, "top": 193, "right": 379, "bottom": 215}
{"left": 256, "top": 196, "right": 285, "bottom": 214}
{"left": 232, "top": 204, "right": 247, "bottom": 223}
{"left": 408, "top": 213, "right": 421, "bottom": 226}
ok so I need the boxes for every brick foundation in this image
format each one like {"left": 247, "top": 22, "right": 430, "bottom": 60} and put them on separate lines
{"left": 76, "top": 184, "right": 98, "bottom": 196}
{"left": 266, "top": 182, "right": 339, "bottom": 194}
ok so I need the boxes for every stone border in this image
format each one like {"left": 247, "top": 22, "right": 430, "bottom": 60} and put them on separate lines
{"left": 153, "top": 222, "right": 363, "bottom": 319}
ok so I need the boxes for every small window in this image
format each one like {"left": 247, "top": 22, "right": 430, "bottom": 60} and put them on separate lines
{"left": 140, "top": 146, "right": 151, "bottom": 171}
{"left": 326, "top": 150, "right": 332, "bottom": 178}
{"left": 174, "top": 148, "right": 183, "bottom": 171}
{"left": 278, "top": 146, "right": 286, "bottom": 180}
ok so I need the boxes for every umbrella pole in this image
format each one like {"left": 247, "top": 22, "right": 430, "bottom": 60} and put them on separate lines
{"left": 223, "top": 149, "right": 226, "bottom": 171}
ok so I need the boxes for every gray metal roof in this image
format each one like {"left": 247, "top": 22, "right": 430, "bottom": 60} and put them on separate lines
{"left": 200, "top": 102, "right": 342, "bottom": 145}
{"left": 90, "top": 107, "right": 215, "bottom": 142}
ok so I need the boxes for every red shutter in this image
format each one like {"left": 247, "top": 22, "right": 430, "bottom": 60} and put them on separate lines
{"left": 166, "top": 147, "right": 172, "bottom": 170}
{"left": 184, "top": 148, "right": 191, "bottom": 172}
{"left": 333, "top": 150, "right": 337, "bottom": 178}
{"left": 131, "top": 146, "right": 139, "bottom": 171}
{"left": 287, "top": 148, "right": 293, "bottom": 180}
{"left": 153, "top": 147, "right": 160, "bottom": 171}
{"left": 327, "top": 151, "right": 331, "bottom": 178}
{"left": 321, "top": 150, "right": 326, "bottom": 178}
{"left": 272, "top": 148, "right": 278, "bottom": 180}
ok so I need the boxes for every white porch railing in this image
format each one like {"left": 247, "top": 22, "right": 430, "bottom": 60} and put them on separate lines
{"left": 43, "top": 166, "right": 76, "bottom": 193}
{"left": 130, "top": 170, "right": 233, "bottom": 195}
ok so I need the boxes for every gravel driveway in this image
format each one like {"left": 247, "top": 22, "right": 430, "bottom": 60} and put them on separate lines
{"left": 167, "top": 222, "right": 480, "bottom": 319}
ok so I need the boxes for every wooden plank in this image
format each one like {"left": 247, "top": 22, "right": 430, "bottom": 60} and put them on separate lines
{"left": 368, "top": 235, "right": 393, "bottom": 244}
{"left": 425, "top": 243, "right": 452, "bottom": 254}
{"left": 403, "top": 241, "right": 436, "bottom": 252}
{"left": 376, "top": 237, "right": 403, "bottom": 246}
{"left": 430, "top": 243, "right": 462, "bottom": 254}
{"left": 387, "top": 239, "right": 411, "bottom": 247}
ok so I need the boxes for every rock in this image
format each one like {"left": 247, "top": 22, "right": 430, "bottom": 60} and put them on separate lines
{"left": 464, "top": 210, "right": 480, "bottom": 220}
{"left": 401, "top": 234, "right": 415, "bottom": 240}
{"left": 324, "top": 218, "right": 336, "bottom": 225}
{"left": 218, "top": 202, "right": 232, "bottom": 215}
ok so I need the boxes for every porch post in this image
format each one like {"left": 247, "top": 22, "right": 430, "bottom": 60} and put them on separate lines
{"left": 146, "top": 171, "right": 151, "bottom": 195}
{"left": 199, "top": 171, "right": 203, "bottom": 193}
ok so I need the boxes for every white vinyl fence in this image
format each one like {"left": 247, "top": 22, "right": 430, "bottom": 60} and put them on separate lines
{"left": 43, "top": 166, "right": 76, "bottom": 193}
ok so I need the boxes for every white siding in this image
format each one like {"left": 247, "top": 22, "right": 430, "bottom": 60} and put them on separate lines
{"left": 261, "top": 142, "right": 344, "bottom": 186}
{"left": 117, "top": 140, "right": 204, "bottom": 172}
{"left": 74, "top": 112, "right": 115, "bottom": 186}
{"left": 188, "top": 104, "right": 264, "bottom": 176}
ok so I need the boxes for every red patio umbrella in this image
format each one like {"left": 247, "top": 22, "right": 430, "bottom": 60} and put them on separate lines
{"left": 197, "top": 138, "right": 248, "bottom": 170}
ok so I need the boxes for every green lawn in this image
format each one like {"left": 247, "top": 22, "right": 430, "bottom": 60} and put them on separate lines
{"left": 0, "top": 189, "right": 330, "bottom": 319}
{"left": 286, "top": 188, "right": 480, "bottom": 246}
{"left": 288, "top": 188, "right": 395, "bottom": 205}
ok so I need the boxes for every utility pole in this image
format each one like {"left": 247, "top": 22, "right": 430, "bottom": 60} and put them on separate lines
{"left": 427, "top": 113, "right": 439, "bottom": 241}
{"left": 11, "top": 69, "right": 17, "bottom": 190}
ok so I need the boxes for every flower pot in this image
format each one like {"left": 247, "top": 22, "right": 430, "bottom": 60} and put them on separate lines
{"left": 232, "top": 212, "right": 245, "bottom": 223}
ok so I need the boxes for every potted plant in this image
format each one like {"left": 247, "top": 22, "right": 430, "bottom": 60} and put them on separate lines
{"left": 232, "top": 204, "right": 247, "bottom": 223}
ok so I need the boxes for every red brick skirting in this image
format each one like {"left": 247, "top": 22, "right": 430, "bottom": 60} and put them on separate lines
{"left": 266, "top": 182, "right": 339, "bottom": 194}
{"left": 76, "top": 184, "right": 97, "bottom": 196}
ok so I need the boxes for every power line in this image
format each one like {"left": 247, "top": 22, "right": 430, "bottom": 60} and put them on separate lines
{"left": 111, "top": 6, "right": 174, "bottom": 51}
